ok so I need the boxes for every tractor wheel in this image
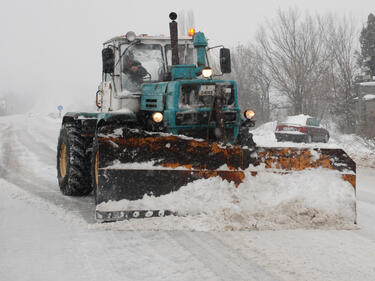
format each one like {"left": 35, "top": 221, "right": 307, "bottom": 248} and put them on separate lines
{"left": 57, "top": 124, "right": 93, "bottom": 196}
{"left": 323, "top": 134, "right": 330, "bottom": 143}
{"left": 90, "top": 137, "right": 99, "bottom": 204}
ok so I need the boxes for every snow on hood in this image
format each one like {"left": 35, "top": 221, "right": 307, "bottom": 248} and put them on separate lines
{"left": 279, "top": 114, "right": 312, "bottom": 126}
{"left": 360, "top": 81, "right": 375, "bottom": 86}
{"left": 363, "top": 94, "right": 375, "bottom": 101}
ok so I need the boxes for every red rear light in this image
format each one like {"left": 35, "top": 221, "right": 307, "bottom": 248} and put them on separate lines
{"left": 276, "top": 125, "right": 282, "bottom": 131}
{"left": 299, "top": 127, "right": 306, "bottom": 133}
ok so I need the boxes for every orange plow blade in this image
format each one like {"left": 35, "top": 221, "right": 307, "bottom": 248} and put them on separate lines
{"left": 95, "top": 126, "right": 355, "bottom": 221}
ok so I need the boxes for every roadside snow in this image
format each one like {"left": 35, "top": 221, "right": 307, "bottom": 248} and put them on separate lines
{"left": 252, "top": 119, "right": 375, "bottom": 167}
{"left": 0, "top": 178, "right": 84, "bottom": 226}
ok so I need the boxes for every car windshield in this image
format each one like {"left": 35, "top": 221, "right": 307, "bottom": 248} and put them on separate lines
{"left": 120, "top": 43, "right": 164, "bottom": 92}
{"left": 165, "top": 44, "right": 196, "bottom": 66}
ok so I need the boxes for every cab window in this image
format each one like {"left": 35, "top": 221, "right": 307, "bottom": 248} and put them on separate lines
{"left": 165, "top": 44, "right": 196, "bottom": 66}
{"left": 120, "top": 43, "right": 164, "bottom": 92}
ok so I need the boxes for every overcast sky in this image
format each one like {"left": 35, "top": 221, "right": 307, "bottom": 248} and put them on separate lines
{"left": 0, "top": 0, "right": 373, "bottom": 112}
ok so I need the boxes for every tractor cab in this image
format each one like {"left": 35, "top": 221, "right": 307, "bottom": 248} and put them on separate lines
{"left": 100, "top": 33, "right": 196, "bottom": 94}
{"left": 97, "top": 33, "right": 199, "bottom": 111}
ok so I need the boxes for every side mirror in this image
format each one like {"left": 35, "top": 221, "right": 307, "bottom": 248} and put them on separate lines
{"left": 102, "top": 48, "right": 114, "bottom": 74}
{"left": 220, "top": 48, "right": 231, "bottom": 74}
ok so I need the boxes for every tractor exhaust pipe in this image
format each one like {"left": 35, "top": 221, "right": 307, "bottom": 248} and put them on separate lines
{"left": 169, "top": 12, "right": 179, "bottom": 65}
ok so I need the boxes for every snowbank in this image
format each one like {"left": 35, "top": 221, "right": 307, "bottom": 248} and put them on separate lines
{"left": 252, "top": 119, "right": 375, "bottom": 167}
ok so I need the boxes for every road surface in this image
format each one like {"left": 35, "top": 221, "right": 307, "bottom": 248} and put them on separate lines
{"left": 1, "top": 114, "right": 374, "bottom": 281}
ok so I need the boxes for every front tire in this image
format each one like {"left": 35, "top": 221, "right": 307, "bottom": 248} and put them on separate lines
{"left": 57, "top": 124, "right": 93, "bottom": 196}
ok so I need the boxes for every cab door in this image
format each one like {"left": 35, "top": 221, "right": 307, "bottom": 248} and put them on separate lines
{"left": 96, "top": 81, "right": 113, "bottom": 112}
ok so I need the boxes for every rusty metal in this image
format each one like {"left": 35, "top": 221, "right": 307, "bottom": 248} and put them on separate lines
{"left": 255, "top": 147, "right": 356, "bottom": 189}
{"left": 97, "top": 130, "right": 254, "bottom": 171}
{"left": 256, "top": 147, "right": 356, "bottom": 172}
{"left": 95, "top": 125, "right": 356, "bottom": 221}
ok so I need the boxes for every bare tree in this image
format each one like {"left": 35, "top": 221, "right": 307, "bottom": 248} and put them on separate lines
{"left": 256, "top": 9, "right": 329, "bottom": 116}
{"left": 252, "top": 47, "right": 272, "bottom": 122}
{"left": 227, "top": 44, "right": 271, "bottom": 123}
{"left": 323, "top": 15, "right": 359, "bottom": 133}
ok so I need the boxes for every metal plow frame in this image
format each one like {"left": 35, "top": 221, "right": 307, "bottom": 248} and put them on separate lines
{"left": 95, "top": 127, "right": 356, "bottom": 222}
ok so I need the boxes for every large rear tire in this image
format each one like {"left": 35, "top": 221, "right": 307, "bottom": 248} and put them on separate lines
{"left": 91, "top": 137, "right": 99, "bottom": 204}
{"left": 57, "top": 124, "right": 93, "bottom": 196}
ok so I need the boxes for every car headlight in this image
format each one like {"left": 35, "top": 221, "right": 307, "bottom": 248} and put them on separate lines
{"left": 202, "top": 67, "right": 213, "bottom": 78}
{"left": 244, "top": 109, "right": 255, "bottom": 119}
{"left": 152, "top": 112, "right": 164, "bottom": 123}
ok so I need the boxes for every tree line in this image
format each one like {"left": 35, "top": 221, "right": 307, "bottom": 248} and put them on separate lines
{"left": 225, "top": 9, "right": 375, "bottom": 134}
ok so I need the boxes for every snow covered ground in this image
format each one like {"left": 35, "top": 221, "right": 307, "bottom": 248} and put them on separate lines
{"left": 1, "top": 113, "right": 375, "bottom": 280}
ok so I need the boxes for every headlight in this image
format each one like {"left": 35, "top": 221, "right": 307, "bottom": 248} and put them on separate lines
{"left": 126, "top": 31, "right": 136, "bottom": 42}
{"left": 152, "top": 112, "right": 164, "bottom": 123}
{"left": 244, "top": 109, "right": 255, "bottom": 119}
{"left": 202, "top": 67, "right": 213, "bottom": 78}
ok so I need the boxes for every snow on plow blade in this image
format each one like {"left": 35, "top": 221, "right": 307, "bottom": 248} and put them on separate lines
{"left": 95, "top": 127, "right": 356, "bottom": 222}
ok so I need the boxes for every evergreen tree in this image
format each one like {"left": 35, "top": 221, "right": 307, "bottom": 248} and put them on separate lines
{"left": 359, "top": 13, "right": 375, "bottom": 80}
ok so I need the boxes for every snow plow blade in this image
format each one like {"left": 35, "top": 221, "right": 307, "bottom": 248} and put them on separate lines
{"left": 94, "top": 126, "right": 355, "bottom": 222}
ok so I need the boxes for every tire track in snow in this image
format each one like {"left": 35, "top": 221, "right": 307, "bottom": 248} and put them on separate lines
{"left": 171, "top": 231, "right": 281, "bottom": 281}
{"left": 356, "top": 201, "right": 375, "bottom": 242}
{"left": 0, "top": 117, "right": 95, "bottom": 223}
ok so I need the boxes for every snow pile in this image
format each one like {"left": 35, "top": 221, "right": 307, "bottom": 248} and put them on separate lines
{"left": 279, "top": 114, "right": 311, "bottom": 125}
{"left": 251, "top": 118, "right": 375, "bottom": 167}
{"left": 331, "top": 134, "right": 375, "bottom": 168}
{"left": 251, "top": 120, "right": 278, "bottom": 145}
{"left": 95, "top": 169, "right": 356, "bottom": 231}
{"left": 363, "top": 94, "right": 375, "bottom": 101}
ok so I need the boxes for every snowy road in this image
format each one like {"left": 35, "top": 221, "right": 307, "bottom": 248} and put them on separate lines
{"left": 1, "top": 114, "right": 375, "bottom": 281}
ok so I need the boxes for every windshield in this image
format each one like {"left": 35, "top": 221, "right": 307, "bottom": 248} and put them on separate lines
{"left": 120, "top": 43, "right": 164, "bottom": 92}
{"left": 165, "top": 44, "right": 196, "bottom": 66}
